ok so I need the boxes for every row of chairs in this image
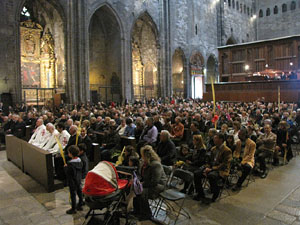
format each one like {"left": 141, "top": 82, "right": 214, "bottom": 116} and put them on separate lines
{"left": 151, "top": 161, "right": 258, "bottom": 225}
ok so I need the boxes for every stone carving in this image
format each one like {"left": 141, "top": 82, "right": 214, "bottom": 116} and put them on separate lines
{"left": 41, "top": 29, "right": 55, "bottom": 58}
{"left": 20, "top": 19, "right": 43, "bottom": 30}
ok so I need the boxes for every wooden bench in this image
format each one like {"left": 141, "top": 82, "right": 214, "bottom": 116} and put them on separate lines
{"left": 6, "top": 135, "right": 59, "bottom": 192}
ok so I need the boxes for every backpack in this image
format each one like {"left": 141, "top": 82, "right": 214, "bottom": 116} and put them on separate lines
{"left": 133, "top": 171, "right": 143, "bottom": 195}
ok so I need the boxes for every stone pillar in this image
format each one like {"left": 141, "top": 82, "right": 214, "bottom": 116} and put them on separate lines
{"left": 66, "top": 0, "right": 88, "bottom": 104}
{"left": 158, "top": 0, "right": 172, "bottom": 98}
{"left": 77, "top": 0, "right": 89, "bottom": 103}
{"left": 66, "top": 0, "right": 77, "bottom": 104}
{"left": 123, "top": 33, "right": 132, "bottom": 102}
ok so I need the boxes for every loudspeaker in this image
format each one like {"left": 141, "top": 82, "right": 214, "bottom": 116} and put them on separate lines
{"left": 90, "top": 91, "right": 98, "bottom": 105}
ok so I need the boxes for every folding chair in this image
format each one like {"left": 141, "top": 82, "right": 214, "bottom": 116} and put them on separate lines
{"left": 154, "top": 169, "right": 193, "bottom": 224}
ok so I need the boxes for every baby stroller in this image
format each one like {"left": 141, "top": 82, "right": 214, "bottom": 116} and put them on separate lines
{"left": 82, "top": 161, "right": 131, "bottom": 225}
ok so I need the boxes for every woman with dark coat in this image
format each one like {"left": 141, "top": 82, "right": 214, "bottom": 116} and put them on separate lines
{"left": 133, "top": 145, "right": 166, "bottom": 220}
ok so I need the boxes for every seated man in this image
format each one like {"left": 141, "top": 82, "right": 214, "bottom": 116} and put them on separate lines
{"left": 187, "top": 121, "right": 201, "bottom": 148}
{"left": 232, "top": 128, "right": 256, "bottom": 191}
{"left": 50, "top": 123, "right": 70, "bottom": 155}
{"left": 41, "top": 123, "right": 59, "bottom": 153}
{"left": 193, "top": 133, "right": 232, "bottom": 203}
{"left": 156, "top": 130, "right": 176, "bottom": 166}
{"left": 137, "top": 117, "right": 158, "bottom": 150}
{"left": 123, "top": 118, "right": 136, "bottom": 137}
{"left": 275, "top": 121, "right": 292, "bottom": 165}
{"left": 29, "top": 119, "right": 46, "bottom": 145}
{"left": 171, "top": 117, "right": 184, "bottom": 140}
{"left": 255, "top": 124, "right": 277, "bottom": 178}
{"left": 33, "top": 122, "right": 52, "bottom": 148}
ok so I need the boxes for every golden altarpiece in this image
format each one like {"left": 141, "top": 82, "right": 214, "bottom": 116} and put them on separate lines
{"left": 20, "top": 20, "right": 56, "bottom": 105}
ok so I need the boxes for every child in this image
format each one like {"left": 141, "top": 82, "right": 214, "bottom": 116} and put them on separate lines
{"left": 129, "top": 155, "right": 140, "bottom": 170}
{"left": 64, "top": 145, "right": 84, "bottom": 214}
{"left": 78, "top": 143, "right": 89, "bottom": 182}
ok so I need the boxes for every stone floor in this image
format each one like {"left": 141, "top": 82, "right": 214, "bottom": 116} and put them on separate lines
{"left": 1, "top": 149, "right": 300, "bottom": 225}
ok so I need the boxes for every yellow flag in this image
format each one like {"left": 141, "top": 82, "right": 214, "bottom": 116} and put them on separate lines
{"left": 116, "top": 146, "right": 126, "bottom": 166}
{"left": 278, "top": 86, "right": 281, "bottom": 112}
{"left": 55, "top": 135, "right": 66, "bottom": 165}
{"left": 210, "top": 77, "right": 216, "bottom": 115}
{"left": 76, "top": 115, "right": 83, "bottom": 146}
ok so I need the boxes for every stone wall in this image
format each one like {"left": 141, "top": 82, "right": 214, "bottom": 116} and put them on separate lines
{"left": 0, "top": 0, "right": 273, "bottom": 104}
{"left": 256, "top": 0, "right": 300, "bottom": 40}
{"left": 222, "top": 0, "right": 256, "bottom": 44}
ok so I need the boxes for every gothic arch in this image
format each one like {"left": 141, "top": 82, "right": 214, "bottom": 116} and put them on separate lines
{"left": 88, "top": 2, "right": 124, "bottom": 40}
{"left": 206, "top": 55, "right": 218, "bottom": 83}
{"left": 16, "top": 0, "right": 67, "bottom": 104}
{"left": 131, "top": 11, "right": 160, "bottom": 99}
{"left": 172, "top": 48, "right": 187, "bottom": 97}
{"left": 226, "top": 36, "right": 237, "bottom": 45}
{"left": 88, "top": 4, "right": 123, "bottom": 103}
{"left": 190, "top": 51, "right": 205, "bottom": 99}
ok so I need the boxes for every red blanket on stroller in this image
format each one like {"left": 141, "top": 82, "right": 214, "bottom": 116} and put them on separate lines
{"left": 83, "top": 161, "right": 128, "bottom": 196}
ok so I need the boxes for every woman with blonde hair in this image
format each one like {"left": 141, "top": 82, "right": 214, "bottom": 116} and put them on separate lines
{"left": 133, "top": 145, "right": 166, "bottom": 220}
{"left": 180, "top": 135, "right": 207, "bottom": 193}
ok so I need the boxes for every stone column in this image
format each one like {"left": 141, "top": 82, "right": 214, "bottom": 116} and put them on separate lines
{"left": 159, "top": 0, "right": 172, "bottom": 98}
{"left": 66, "top": 0, "right": 88, "bottom": 104}
{"left": 122, "top": 32, "right": 132, "bottom": 102}
{"left": 66, "top": 0, "right": 77, "bottom": 104}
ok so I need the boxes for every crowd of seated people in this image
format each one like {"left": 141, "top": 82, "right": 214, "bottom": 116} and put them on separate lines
{"left": 1, "top": 98, "right": 300, "bottom": 216}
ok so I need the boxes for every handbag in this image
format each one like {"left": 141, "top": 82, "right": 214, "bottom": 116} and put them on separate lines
{"left": 133, "top": 171, "right": 143, "bottom": 195}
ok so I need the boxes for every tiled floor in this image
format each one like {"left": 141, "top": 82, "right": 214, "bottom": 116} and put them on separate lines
{"left": 1, "top": 149, "right": 300, "bottom": 225}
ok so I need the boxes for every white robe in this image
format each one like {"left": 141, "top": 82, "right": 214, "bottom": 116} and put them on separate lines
{"left": 42, "top": 130, "right": 60, "bottom": 153}
{"left": 50, "top": 130, "right": 71, "bottom": 154}
{"left": 29, "top": 125, "right": 47, "bottom": 146}
{"left": 34, "top": 130, "right": 51, "bottom": 148}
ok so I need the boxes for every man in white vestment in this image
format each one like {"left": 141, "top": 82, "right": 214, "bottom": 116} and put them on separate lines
{"left": 41, "top": 123, "right": 59, "bottom": 153}
{"left": 28, "top": 119, "right": 47, "bottom": 146}
{"left": 50, "top": 123, "right": 70, "bottom": 154}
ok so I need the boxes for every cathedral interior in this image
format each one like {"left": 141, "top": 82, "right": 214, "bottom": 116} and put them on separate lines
{"left": 1, "top": 0, "right": 300, "bottom": 224}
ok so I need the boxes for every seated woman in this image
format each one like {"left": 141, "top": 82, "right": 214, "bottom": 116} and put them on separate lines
{"left": 120, "top": 145, "right": 139, "bottom": 166}
{"left": 180, "top": 135, "right": 207, "bottom": 194}
{"left": 133, "top": 145, "right": 166, "bottom": 220}
{"left": 184, "top": 135, "right": 207, "bottom": 171}
{"left": 226, "top": 134, "right": 236, "bottom": 155}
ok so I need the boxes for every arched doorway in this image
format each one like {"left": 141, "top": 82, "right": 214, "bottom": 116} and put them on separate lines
{"left": 172, "top": 49, "right": 186, "bottom": 98}
{"left": 190, "top": 52, "right": 205, "bottom": 99}
{"left": 19, "top": 0, "right": 65, "bottom": 107}
{"left": 132, "top": 13, "right": 159, "bottom": 100}
{"left": 207, "top": 55, "right": 218, "bottom": 83}
{"left": 89, "top": 5, "right": 122, "bottom": 104}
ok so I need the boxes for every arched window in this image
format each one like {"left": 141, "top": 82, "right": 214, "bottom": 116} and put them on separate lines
{"left": 240, "top": 3, "right": 243, "bottom": 12}
{"left": 21, "top": 6, "right": 31, "bottom": 18}
{"left": 247, "top": 7, "right": 250, "bottom": 15}
{"left": 282, "top": 3, "right": 287, "bottom": 12}
{"left": 274, "top": 5, "right": 278, "bottom": 14}
{"left": 232, "top": 0, "right": 235, "bottom": 8}
{"left": 291, "top": 1, "right": 296, "bottom": 10}
{"left": 244, "top": 5, "right": 246, "bottom": 13}
{"left": 259, "top": 9, "right": 263, "bottom": 17}
{"left": 236, "top": 1, "right": 239, "bottom": 10}
{"left": 266, "top": 8, "right": 271, "bottom": 16}
{"left": 228, "top": 0, "right": 231, "bottom": 7}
